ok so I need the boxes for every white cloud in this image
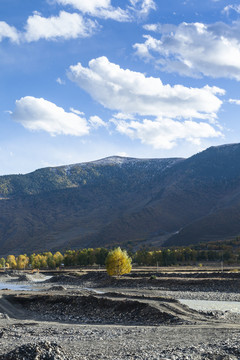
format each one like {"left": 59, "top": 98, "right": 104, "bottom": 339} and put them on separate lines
{"left": 54, "top": 0, "right": 155, "bottom": 21}
{"left": 143, "top": 23, "right": 159, "bottom": 32}
{"left": 11, "top": 96, "right": 89, "bottom": 136}
{"left": 24, "top": 11, "right": 97, "bottom": 41}
{"left": 55, "top": 0, "right": 131, "bottom": 21}
{"left": 111, "top": 117, "right": 222, "bottom": 149}
{"left": 89, "top": 115, "right": 107, "bottom": 128}
{"left": 56, "top": 77, "right": 65, "bottom": 85}
{"left": 134, "top": 34, "right": 161, "bottom": 59}
{"left": 68, "top": 56, "right": 224, "bottom": 121}
{"left": 229, "top": 98, "right": 240, "bottom": 105}
{"left": 0, "top": 21, "right": 19, "bottom": 43}
{"left": 113, "top": 113, "right": 136, "bottom": 120}
{"left": 134, "top": 20, "right": 240, "bottom": 80}
{"left": 0, "top": 0, "right": 155, "bottom": 45}
{"left": 55, "top": 0, "right": 111, "bottom": 13}
{"left": 116, "top": 151, "right": 128, "bottom": 157}
{"left": 70, "top": 107, "right": 85, "bottom": 115}
{"left": 142, "top": 0, "right": 156, "bottom": 14}
{"left": 68, "top": 57, "right": 223, "bottom": 149}
{"left": 223, "top": 5, "right": 240, "bottom": 15}
{"left": 128, "top": 0, "right": 156, "bottom": 16}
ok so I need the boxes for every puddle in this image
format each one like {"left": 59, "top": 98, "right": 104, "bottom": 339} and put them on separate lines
{"left": 0, "top": 283, "right": 31, "bottom": 291}
{"left": 30, "top": 275, "right": 52, "bottom": 282}
{"left": 179, "top": 299, "right": 240, "bottom": 313}
{"left": 84, "top": 287, "right": 105, "bottom": 294}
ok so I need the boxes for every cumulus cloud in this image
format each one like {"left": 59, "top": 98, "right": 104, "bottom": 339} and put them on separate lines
{"left": 134, "top": 20, "right": 240, "bottom": 80}
{"left": 54, "top": 0, "right": 155, "bottom": 21}
{"left": 111, "top": 117, "right": 222, "bottom": 149}
{"left": 0, "top": 21, "right": 19, "bottom": 43}
{"left": 11, "top": 97, "right": 89, "bottom": 136}
{"left": 0, "top": 0, "right": 155, "bottom": 45}
{"left": 68, "top": 56, "right": 224, "bottom": 121}
{"left": 68, "top": 56, "right": 223, "bottom": 149}
{"left": 24, "top": 11, "right": 97, "bottom": 42}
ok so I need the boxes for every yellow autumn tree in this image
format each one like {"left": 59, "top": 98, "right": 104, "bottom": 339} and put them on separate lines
{"left": 106, "top": 247, "right": 132, "bottom": 277}
{"left": 6, "top": 255, "right": 17, "bottom": 269}
{"left": 53, "top": 251, "right": 64, "bottom": 267}
{"left": 16, "top": 254, "right": 29, "bottom": 270}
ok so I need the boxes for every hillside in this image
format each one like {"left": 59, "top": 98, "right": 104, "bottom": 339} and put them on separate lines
{"left": 0, "top": 156, "right": 182, "bottom": 255}
{"left": 1, "top": 144, "right": 240, "bottom": 255}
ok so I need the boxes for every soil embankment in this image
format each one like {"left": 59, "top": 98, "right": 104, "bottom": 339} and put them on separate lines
{"left": 2, "top": 291, "right": 216, "bottom": 326}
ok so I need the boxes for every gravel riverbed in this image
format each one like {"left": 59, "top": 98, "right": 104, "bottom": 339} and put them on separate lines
{"left": 0, "top": 321, "right": 240, "bottom": 359}
{"left": 0, "top": 269, "right": 240, "bottom": 359}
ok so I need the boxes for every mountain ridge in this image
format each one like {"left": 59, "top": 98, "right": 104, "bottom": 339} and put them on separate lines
{"left": 0, "top": 143, "right": 240, "bottom": 255}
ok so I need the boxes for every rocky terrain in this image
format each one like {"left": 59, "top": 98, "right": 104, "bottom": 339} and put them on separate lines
{"left": 0, "top": 341, "right": 67, "bottom": 360}
{"left": 0, "top": 268, "right": 240, "bottom": 359}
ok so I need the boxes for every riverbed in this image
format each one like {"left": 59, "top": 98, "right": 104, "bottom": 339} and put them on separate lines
{"left": 180, "top": 299, "right": 240, "bottom": 313}
{"left": 0, "top": 283, "right": 31, "bottom": 291}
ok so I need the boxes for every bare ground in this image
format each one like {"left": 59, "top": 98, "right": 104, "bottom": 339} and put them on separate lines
{"left": 0, "top": 269, "right": 240, "bottom": 359}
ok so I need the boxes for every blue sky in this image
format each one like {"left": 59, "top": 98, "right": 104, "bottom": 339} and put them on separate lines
{"left": 1, "top": 0, "right": 240, "bottom": 174}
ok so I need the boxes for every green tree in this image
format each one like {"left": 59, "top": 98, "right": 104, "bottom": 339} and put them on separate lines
{"left": 106, "top": 247, "right": 132, "bottom": 277}
{"left": 0, "top": 257, "right": 6, "bottom": 269}
{"left": 95, "top": 248, "right": 108, "bottom": 266}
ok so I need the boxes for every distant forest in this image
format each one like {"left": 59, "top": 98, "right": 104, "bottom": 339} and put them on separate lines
{"left": 1, "top": 237, "right": 240, "bottom": 270}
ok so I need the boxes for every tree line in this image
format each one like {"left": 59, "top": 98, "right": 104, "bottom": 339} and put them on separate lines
{"left": 1, "top": 242, "right": 240, "bottom": 270}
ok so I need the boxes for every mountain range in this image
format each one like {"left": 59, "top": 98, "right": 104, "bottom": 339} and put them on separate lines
{"left": 1, "top": 143, "right": 240, "bottom": 256}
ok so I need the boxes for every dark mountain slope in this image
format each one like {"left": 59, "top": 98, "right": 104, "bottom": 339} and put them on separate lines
{"left": 1, "top": 144, "right": 240, "bottom": 255}
{"left": 164, "top": 144, "right": 240, "bottom": 246}
{"left": 0, "top": 157, "right": 182, "bottom": 255}
{"left": 86, "top": 144, "right": 240, "bottom": 248}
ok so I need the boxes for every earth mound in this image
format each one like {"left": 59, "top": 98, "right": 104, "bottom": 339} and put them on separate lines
{"left": 8, "top": 294, "right": 181, "bottom": 325}
{"left": 48, "top": 271, "right": 111, "bottom": 287}
{"left": 18, "top": 273, "right": 50, "bottom": 282}
{"left": 0, "top": 341, "right": 67, "bottom": 360}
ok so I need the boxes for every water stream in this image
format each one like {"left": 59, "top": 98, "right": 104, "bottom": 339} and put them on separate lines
{"left": 179, "top": 299, "right": 240, "bottom": 313}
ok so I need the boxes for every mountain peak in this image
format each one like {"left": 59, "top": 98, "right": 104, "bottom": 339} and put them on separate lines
{"left": 90, "top": 156, "right": 136, "bottom": 165}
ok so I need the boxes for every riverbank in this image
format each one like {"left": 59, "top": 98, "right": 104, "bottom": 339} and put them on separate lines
{"left": 0, "top": 268, "right": 240, "bottom": 359}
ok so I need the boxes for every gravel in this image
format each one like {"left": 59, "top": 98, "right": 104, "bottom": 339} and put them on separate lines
{"left": 155, "top": 290, "right": 240, "bottom": 302}
{"left": 0, "top": 341, "right": 67, "bottom": 360}
{"left": 0, "top": 322, "right": 240, "bottom": 359}
{"left": 1, "top": 269, "right": 240, "bottom": 359}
